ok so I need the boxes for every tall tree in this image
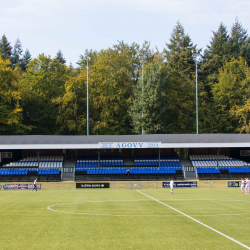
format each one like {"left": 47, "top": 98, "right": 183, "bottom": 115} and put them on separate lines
{"left": 55, "top": 50, "right": 66, "bottom": 65}
{"left": 164, "top": 22, "right": 197, "bottom": 133}
{"left": 129, "top": 61, "right": 170, "bottom": 134}
{"left": 12, "top": 38, "right": 23, "bottom": 68}
{"left": 164, "top": 21, "right": 197, "bottom": 78}
{"left": 212, "top": 57, "right": 250, "bottom": 132}
{"left": 54, "top": 67, "right": 87, "bottom": 134}
{"left": 20, "top": 49, "right": 32, "bottom": 71}
{"left": 21, "top": 54, "right": 70, "bottom": 134}
{"left": 0, "top": 56, "right": 31, "bottom": 134}
{"left": 87, "top": 41, "right": 146, "bottom": 135}
{"left": 240, "top": 37, "right": 250, "bottom": 66}
{"left": 229, "top": 17, "right": 248, "bottom": 59}
{"left": 201, "top": 23, "right": 231, "bottom": 94}
{"left": 0, "top": 35, "right": 12, "bottom": 61}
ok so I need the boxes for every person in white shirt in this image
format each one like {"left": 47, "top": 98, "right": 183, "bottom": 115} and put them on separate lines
{"left": 241, "top": 178, "right": 245, "bottom": 193}
{"left": 32, "top": 178, "right": 38, "bottom": 191}
{"left": 170, "top": 179, "right": 174, "bottom": 194}
{"left": 245, "top": 178, "right": 249, "bottom": 194}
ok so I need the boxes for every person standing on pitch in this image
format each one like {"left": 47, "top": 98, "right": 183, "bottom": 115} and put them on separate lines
{"left": 245, "top": 178, "right": 249, "bottom": 194}
{"left": 241, "top": 178, "right": 245, "bottom": 193}
{"left": 32, "top": 178, "right": 38, "bottom": 191}
{"left": 170, "top": 179, "right": 174, "bottom": 194}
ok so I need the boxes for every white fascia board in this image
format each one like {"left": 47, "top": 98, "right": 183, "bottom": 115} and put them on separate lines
{"left": 160, "top": 143, "right": 250, "bottom": 148}
{"left": 0, "top": 144, "right": 100, "bottom": 150}
{"left": 1, "top": 142, "right": 250, "bottom": 150}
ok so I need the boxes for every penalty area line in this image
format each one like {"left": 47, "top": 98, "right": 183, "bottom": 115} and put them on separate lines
{"left": 137, "top": 190, "right": 250, "bottom": 250}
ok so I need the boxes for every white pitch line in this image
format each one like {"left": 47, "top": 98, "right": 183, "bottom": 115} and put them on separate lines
{"left": 137, "top": 190, "right": 250, "bottom": 250}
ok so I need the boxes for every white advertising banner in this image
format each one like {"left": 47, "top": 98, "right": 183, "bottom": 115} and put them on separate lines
{"left": 99, "top": 142, "right": 161, "bottom": 149}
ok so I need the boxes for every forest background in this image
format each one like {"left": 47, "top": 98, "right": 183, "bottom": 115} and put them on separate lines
{"left": 1, "top": 19, "right": 250, "bottom": 136}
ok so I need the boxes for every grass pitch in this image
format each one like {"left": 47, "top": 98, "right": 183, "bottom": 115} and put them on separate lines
{"left": 0, "top": 184, "right": 250, "bottom": 250}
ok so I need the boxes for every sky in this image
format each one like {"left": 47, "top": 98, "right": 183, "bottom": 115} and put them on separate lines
{"left": 1, "top": 0, "right": 250, "bottom": 66}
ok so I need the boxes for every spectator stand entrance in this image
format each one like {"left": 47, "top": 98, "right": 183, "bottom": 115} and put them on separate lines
{"left": 1, "top": 134, "right": 250, "bottom": 182}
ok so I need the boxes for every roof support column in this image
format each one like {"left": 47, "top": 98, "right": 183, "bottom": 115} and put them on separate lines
{"left": 217, "top": 148, "right": 219, "bottom": 168}
{"left": 159, "top": 148, "right": 161, "bottom": 169}
{"left": 98, "top": 149, "right": 100, "bottom": 169}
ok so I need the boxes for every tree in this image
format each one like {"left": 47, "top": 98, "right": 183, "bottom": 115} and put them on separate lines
{"left": 86, "top": 41, "right": 148, "bottom": 135}
{"left": 20, "top": 49, "right": 32, "bottom": 71}
{"left": 229, "top": 17, "right": 248, "bottom": 59}
{"left": 54, "top": 67, "right": 87, "bottom": 134}
{"left": 163, "top": 22, "right": 197, "bottom": 133}
{"left": 0, "top": 56, "right": 31, "bottom": 134}
{"left": 55, "top": 50, "right": 66, "bottom": 65}
{"left": 231, "top": 99, "right": 250, "bottom": 133}
{"left": 0, "top": 35, "right": 12, "bottom": 61}
{"left": 240, "top": 37, "right": 250, "bottom": 66}
{"left": 21, "top": 54, "right": 70, "bottom": 134}
{"left": 212, "top": 57, "right": 250, "bottom": 132}
{"left": 201, "top": 23, "right": 231, "bottom": 94}
{"left": 129, "top": 61, "right": 170, "bottom": 134}
{"left": 164, "top": 21, "right": 197, "bottom": 78}
{"left": 12, "top": 38, "right": 23, "bottom": 68}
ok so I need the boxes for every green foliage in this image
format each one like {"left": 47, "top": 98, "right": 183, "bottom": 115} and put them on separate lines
{"left": 164, "top": 21, "right": 197, "bottom": 78}
{"left": 54, "top": 67, "right": 87, "bottom": 134}
{"left": 163, "top": 21, "right": 197, "bottom": 133}
{"left": 55, "top": 50, "right": 66, "bottom": 65}
{"left": 240, "top": 38, "right": 250, "bottom": 66}
{"left": 21, "top": 54, "right": 70, "bottom": 134}
{"left": 0, "top": 56, "right": 32, "bottom": 134}
{"left": 1, "top": 19, "right": 250, "bottom": 135}
{"left": 212, "top": 57, "right": 250, "bottom": 132}
{"left": 201, "top": 23, "right": 231, "bottom": 93}
{"left": 0, "top": 35, "right": 12, "bottom": 61}
{"left": 12, "top": 38, "right": 23, "bottom": 68}
{"left": 20, "top": 49, "right": 32, "bottom": 72}
{"left": 130, "top": 61, "right": 169, "bottom": 134}
{"left": 229, "top": 17, "right": 248, "bottom": 59}
{"left": 88, "top": 41, "right": 143, "bottom": 135}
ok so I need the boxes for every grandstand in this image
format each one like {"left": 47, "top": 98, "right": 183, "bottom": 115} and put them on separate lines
{"left": 190, "top": 155, "right": 250, "bottom": 180}
{"left": 75, "top": 155, "right": 183, "bottom": 181}
{"left": 0, "top": 156, "right": 62, "bottom": 181}
{"left": 1, "top": 134, "right": 250, "bottom": 182}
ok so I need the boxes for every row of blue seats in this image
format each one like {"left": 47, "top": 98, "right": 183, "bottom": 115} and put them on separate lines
{"left": 134, "top": 155, "right": 179, "bottom": 160}
{"left": 76, "top": 162, "right": 124, "bottom": 167}
{"left": 78, "top": 156, "right": 123, "bottom": 160}
{"left": 100, "top": 162, "right": 123, "bottom": 165}
{"left": 226, "top": 167, "right": 250, "bottom": 173}
{"left": 197, "top": 168, "right": 220, "bottom": 174}
{"left": 192, "top": 159, "right": 236, "bottom": 161}
{"left": 197, "top": 167, "right": 250, "bottom": 174}
{"left": 135, "top": 162, "right": 181, "bottom": 167}
{"left": 38, "top": 169, "right": 60, "bottom": 175}
{"left": 75, "top": 167, "right": 182, "bottom": 175}
{"left": 19, "top": 160, "right": 63, "bottom": 162}
{"left": 0, "top": 169, "right": 29, "bottom": 175}
{"left": 77, "top": 156, "right": 123, "bottom": 163}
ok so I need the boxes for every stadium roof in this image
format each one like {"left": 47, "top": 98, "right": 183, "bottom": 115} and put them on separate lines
{"left": 0, "top": 134, "right": 250, "bottom": 149}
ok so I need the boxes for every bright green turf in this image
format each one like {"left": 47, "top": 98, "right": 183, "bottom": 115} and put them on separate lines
{"left": 0, "top": 188, "right": 250, "bottom": 250}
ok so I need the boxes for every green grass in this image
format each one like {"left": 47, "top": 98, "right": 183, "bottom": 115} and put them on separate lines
{"left": 0, "top": 186, "right": 250, "bottom": 250}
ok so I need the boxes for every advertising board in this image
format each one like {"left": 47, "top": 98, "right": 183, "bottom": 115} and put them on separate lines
{"left": 163, "top": 181, "right": 197, "bottom": 188}
{"left": 228, "top": 181, "right": 240, "bottom": 187}
{"left": 76, "top": 183, "right": 110, "bottom": 188}
{"left": 3, "top": 184, "right": 41, "bottom": 189}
